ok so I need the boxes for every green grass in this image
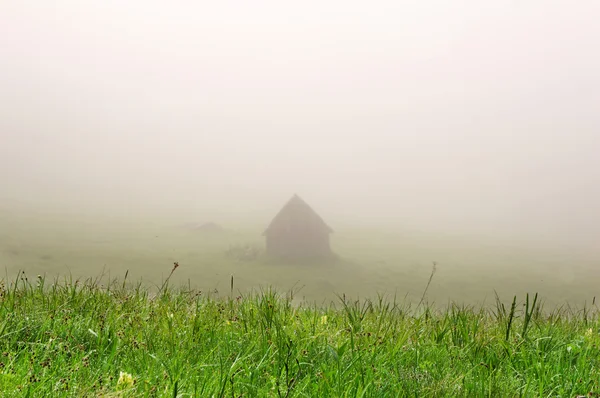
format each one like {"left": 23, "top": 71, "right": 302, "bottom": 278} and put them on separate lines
{"left": 2, "top": 207, "right": 600, "bottom": 396}
{"left": 2, "top": 270, "right": 600, "bottom": 397}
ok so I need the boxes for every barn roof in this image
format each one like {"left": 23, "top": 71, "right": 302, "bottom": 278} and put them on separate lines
{"left": 263, "top": 194, "right": 333, "bottom": 236}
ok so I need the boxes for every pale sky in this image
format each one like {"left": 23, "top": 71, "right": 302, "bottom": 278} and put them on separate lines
{"left": 1, "top": 1, "right": 599, "bottom": 244}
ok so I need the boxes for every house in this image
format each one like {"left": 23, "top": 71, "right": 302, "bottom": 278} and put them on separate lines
{"left": 263, "top": 194, "right": 333, "bottom": 259}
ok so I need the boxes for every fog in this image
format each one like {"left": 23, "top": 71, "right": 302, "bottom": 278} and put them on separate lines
{"left": 1, "top": 0, "right": 599, "bottom": 248}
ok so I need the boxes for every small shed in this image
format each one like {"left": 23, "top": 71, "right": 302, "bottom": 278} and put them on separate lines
{"left": 263, "top": 194, "right": 333, "bottom": 259}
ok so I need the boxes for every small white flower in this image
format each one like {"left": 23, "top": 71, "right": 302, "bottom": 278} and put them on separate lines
{"left": 117, "top": 371, "right": 134, "bottom": 389}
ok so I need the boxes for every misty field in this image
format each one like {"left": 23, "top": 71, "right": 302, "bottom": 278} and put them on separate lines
{"left": 1, "top": 208, "right": 599, "bottom": 309}
{"left": 3, "top": 209, "right": 600, "bottom": 396}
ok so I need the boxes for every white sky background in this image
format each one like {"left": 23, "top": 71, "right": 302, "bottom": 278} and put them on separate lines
{"left": 1, "top": 0, "right": 599, "bottom": 243}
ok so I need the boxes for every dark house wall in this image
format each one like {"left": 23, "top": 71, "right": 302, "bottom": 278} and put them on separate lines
{"left": 265, "top": 229, "right": 331, "bottom": 258}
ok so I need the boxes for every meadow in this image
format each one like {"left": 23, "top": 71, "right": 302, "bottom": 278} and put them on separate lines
{"left": 1, "top": 206, "right": 599, "bottom": 308}
{"left": 2, "top": 270, "right": 600, "bottom": 397}
{"left": 2, "top": 207, "right": 600, "bottom": 396}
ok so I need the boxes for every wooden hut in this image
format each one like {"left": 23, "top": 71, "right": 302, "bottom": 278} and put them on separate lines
{"left": 263, "top": 194, "right": 333, "bottom": 259}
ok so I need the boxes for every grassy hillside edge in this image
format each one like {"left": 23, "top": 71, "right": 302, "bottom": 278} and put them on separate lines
{"left": 1, "top": 269, "right": 599, "bottom": 397}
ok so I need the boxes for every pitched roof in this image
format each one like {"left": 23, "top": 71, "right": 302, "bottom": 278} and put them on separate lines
{"left": 263, "top": 194, "right": 333, "bottom": 236}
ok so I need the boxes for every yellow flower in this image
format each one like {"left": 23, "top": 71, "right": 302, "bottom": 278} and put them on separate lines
{"left": 320, "top": 315, "right": 328, "bottom": 325}
{"left": 117, "top": 371, "right": 134, "bottom": 389}
{"left": 585, "top": 328, "right": 594, "bottom": 338}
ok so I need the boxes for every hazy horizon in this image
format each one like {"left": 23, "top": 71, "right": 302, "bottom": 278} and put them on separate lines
{"left": 2, "top": 1, "right": 599, "bottom": 249}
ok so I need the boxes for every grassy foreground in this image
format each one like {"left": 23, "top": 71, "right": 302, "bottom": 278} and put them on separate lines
{"left": 1, "top": 271, "right": 600, "bottom": 397}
